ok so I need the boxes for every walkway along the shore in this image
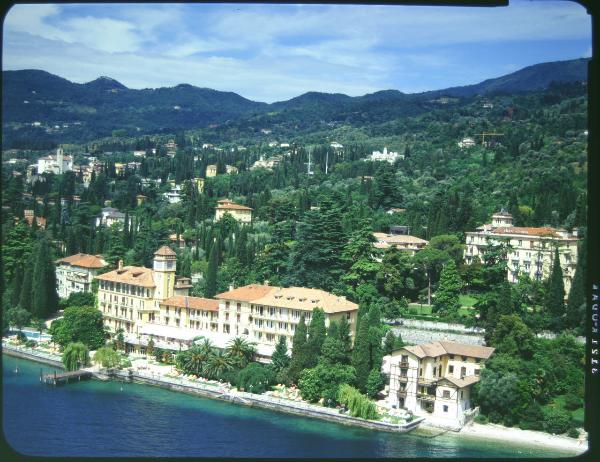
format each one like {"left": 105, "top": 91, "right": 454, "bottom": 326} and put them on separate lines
{"left": 2, "top": 342, "right": 422, "bottom": 434}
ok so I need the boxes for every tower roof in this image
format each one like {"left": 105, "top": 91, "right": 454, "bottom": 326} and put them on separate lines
{"left": 154, "top": 245, "right": 177, "bottom": 257}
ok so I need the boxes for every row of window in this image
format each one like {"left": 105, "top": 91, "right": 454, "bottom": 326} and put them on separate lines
{"left": 99, "top": 280, "right": 150, "bottom": 297}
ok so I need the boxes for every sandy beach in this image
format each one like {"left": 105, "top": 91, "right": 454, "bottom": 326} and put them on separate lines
{"left": 457, "top": 422, "right": 588, "bottom": 455}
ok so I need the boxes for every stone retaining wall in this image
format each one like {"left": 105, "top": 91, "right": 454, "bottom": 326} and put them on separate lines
{"left": 109, "top": 369, "right": 423, "bottom": 433}
{"left": 2, "top": 343, "right": 64, "bottom": 368}
{"left": 392, "top": 327, "right": 485, "bottom": 346}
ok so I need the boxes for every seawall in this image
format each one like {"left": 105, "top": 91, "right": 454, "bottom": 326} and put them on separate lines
{"left": 3, "top": 342, "right": 421, "bottom": 434}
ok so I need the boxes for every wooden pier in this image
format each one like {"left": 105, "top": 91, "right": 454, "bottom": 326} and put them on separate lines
{"left": 42, "top": 370, "right": 93, "bottom": 386}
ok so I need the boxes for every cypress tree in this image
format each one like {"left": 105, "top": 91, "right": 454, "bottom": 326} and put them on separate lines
{"left": 11, "top": 262, "right": 24, "bottom": 307}
{"left": 271, "top": 336, "right": 290, "bottom": 372}
{"left": 289, "top": 315, "right": 309, "bottom": 383}
{"left": 433, "top": 260, "right": 463, "bottom": 317}
{"left": 383, "top": 330, "right": 397, "bottom": 356}
{"left": 566, "top": 237, "right": 586, "bottom": 331}
{"left": 336, "top": 316, "right": 353, "bottom": 364}
{"left": 19, "top": 254, "right": 34, "bottom": 312}
{"left": 351, "top": 317, "right": 371, "bottom": 392}
{"left": 367, "top": 304, "right": 384, "bottom": 373}
{"left": 204, "top": 244, "right": 218, "bottom": 298}
{"left": 31, "top": 237, "right": 59, "bottom": 318}
{"left": 545, "top": 248, "right": 565, "bottom": 330}
{"left": 307, "top": 308, "right": 326, "bottom": 367}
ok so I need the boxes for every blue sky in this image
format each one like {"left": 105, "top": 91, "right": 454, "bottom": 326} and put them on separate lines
{"left": 2, "top": 2, "right": 591, "bottom": 102}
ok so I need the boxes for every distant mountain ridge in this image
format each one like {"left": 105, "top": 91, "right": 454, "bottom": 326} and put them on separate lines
{"left": 2, "top": 58, "right": 588, "bottom": 143}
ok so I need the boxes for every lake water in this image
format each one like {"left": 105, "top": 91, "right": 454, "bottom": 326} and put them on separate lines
{"left": 2, "top": 354, "right": 572, "bottom": 458}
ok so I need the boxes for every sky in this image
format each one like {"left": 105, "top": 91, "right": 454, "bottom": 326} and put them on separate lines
{"left": 1, "top": 1, "right": 592, "bottom": 103}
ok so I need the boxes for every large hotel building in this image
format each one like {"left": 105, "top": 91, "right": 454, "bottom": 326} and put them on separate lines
{"left": 95, "top": 246, "right": 358, "bottom": 357}
{"left": 464, "top": 210, "right": 580, "bottom": 295}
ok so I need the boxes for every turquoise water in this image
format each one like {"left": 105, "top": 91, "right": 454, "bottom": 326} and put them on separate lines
{"left": 2, "top": 354, "right": 574, "bottom": 458}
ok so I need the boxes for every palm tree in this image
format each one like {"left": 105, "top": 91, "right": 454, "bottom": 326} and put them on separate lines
{"left": 184, "top": 342, "right": 214, "bottom": 376}
{"left": 205, "top": 349, "right": 234, "bottom": 380}
{"left": 62, "top": 342, "right": 90, "bottom": 371}
{"left": 226, "top": 337, "right": 257, "bottom": 368}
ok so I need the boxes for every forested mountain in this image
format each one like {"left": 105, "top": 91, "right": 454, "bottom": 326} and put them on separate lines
{"left": 2, "top": 58, "right": 588, "bottom": 146}
{"left": 423, "top": 58, "right": 589, "bottom": 98}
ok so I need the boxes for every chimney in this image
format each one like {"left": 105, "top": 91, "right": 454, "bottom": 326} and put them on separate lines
{"left": 264, "top": 280, "right": 269, "bottom": 286}
{"left": 229, "top": 284, "right": 234, "bottom": 291}
{"left": 118, "top": 259, "right": 123, "bottom": 270}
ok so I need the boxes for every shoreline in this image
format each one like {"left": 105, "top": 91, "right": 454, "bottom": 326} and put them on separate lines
{"left": 456, "top": 422, "right": 587, "bottom": 455}
{"left": 2, "top": 344, "right": 588, "bottom": 456}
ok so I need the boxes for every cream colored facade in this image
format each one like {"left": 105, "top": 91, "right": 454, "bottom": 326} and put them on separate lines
{"left": 56, "top": 253, "right": 108, "bottom": 299}
{"left": 386, "top": 341, "right": 494, "bottom": 429}
{"left": 216, "top": 284, "right": 359, "bottom": 351}
{"left": 373, "top": 232, "right": 428, "bottom": 257}
{"left": 96, "top": 246, "right": 189, "bottom": 334}
{"left": 464, "top": 210, "right": 580, "bottom": 295}
{"left": 215, "top": 199, "right": 253, "bottom": 223}
{"left": 206, "top": 165, "right": 218, "bottom": 177}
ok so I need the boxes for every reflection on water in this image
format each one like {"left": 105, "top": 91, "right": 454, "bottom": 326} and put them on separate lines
{"left": 2, "top": 354, "right": 570, "bottom": 458}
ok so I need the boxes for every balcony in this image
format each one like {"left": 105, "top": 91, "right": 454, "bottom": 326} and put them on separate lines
{"left": 418, "top": 376, "right": 439, "bottom": 385}
{"left": 399, "top": 361, "right": 409, "bottom": 368}
{"left": 417, "top": 393, "right": 436, "bottom": 402}
{"left": 397, "top": 390, "right": 407, "bottom": 398}
{"left": 397, "top": 375, "right": 409, "bottom": 382}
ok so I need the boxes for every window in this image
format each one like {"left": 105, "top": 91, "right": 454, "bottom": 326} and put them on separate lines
{"left": 443, "top": 390, "right": 450, "bottom": 399}
{"left": 461, "top": 356, "right": 467, "bottom": 361}
{"left": 450, "top": 355, "right": 455, "bottom": 360}
{"left": 449, "top": 365, "right": 454, "bottom": 374}
{"left": 474, "top": 368, "right": 480, "bottom": 376}
{"left": 443, "top": 405, "right": 448, "bottom": 413}
{"left": 460, "top": 391, "right": 464, "bottom": 399}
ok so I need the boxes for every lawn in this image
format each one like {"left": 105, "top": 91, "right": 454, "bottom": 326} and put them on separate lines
{"left": 408, "top": 304, "right": 432, "bottom": 315}
{"left": 459, "top": 294, "right": 478, "bottom": 307}
{"left": 548, "top": 395, "right": 585, "bottom": 427}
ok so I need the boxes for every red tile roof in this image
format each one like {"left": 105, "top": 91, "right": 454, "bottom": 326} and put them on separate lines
{"left": 161, "top": 296, "right": 219, "bottom": 311}
{"left": 216, "top": 199, "right": 253, "bottom": 211}
{"left": 56, "top": 253, "right": 107, "bottom": 269}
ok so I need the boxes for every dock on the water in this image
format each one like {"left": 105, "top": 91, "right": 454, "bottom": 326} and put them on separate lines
{"left": 42, "top": 370, "right": 92, "bottom": 386}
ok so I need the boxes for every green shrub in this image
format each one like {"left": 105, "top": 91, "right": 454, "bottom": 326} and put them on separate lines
{"left": 563, "top": 394, "right": 583, "bottom": 411}
{"left": 365, "top": 369, "right": 385, "bottom": 399}
{"left": 275, "top": 368, "right": 292, "bottom": 387}
{"left": 474, "top": 414, "right": 488, "bottom": 424}
{"left": 16, "top": 331, "right": 27, "bottom": 344}
{"left": 24, "top": 339, "right": 37, "bottom": 348}
{"left": 236, "top": 363, "right": 275, "bottom": 394}
{"left": 543, "top": 407, "right": 572, "bottom": 434}
{"left": 567, "top": 427, "right": 580, "bottom": 439}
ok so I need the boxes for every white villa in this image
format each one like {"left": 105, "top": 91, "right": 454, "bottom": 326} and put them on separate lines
{"left": 384, "top": 341, "right": 495, "bottom": 430}
{"left": 368, "top": 147, "right": 403, "bottom": 164}
{"left": 96, "top": 207, "right": 126, "bottom": 228}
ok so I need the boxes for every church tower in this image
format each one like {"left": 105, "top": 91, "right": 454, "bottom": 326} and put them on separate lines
{"left": 153, "top": 245, "right": 177, "bottom": 300}
{"left": 56, "top": 146, "right": 64, "bottom": 174}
